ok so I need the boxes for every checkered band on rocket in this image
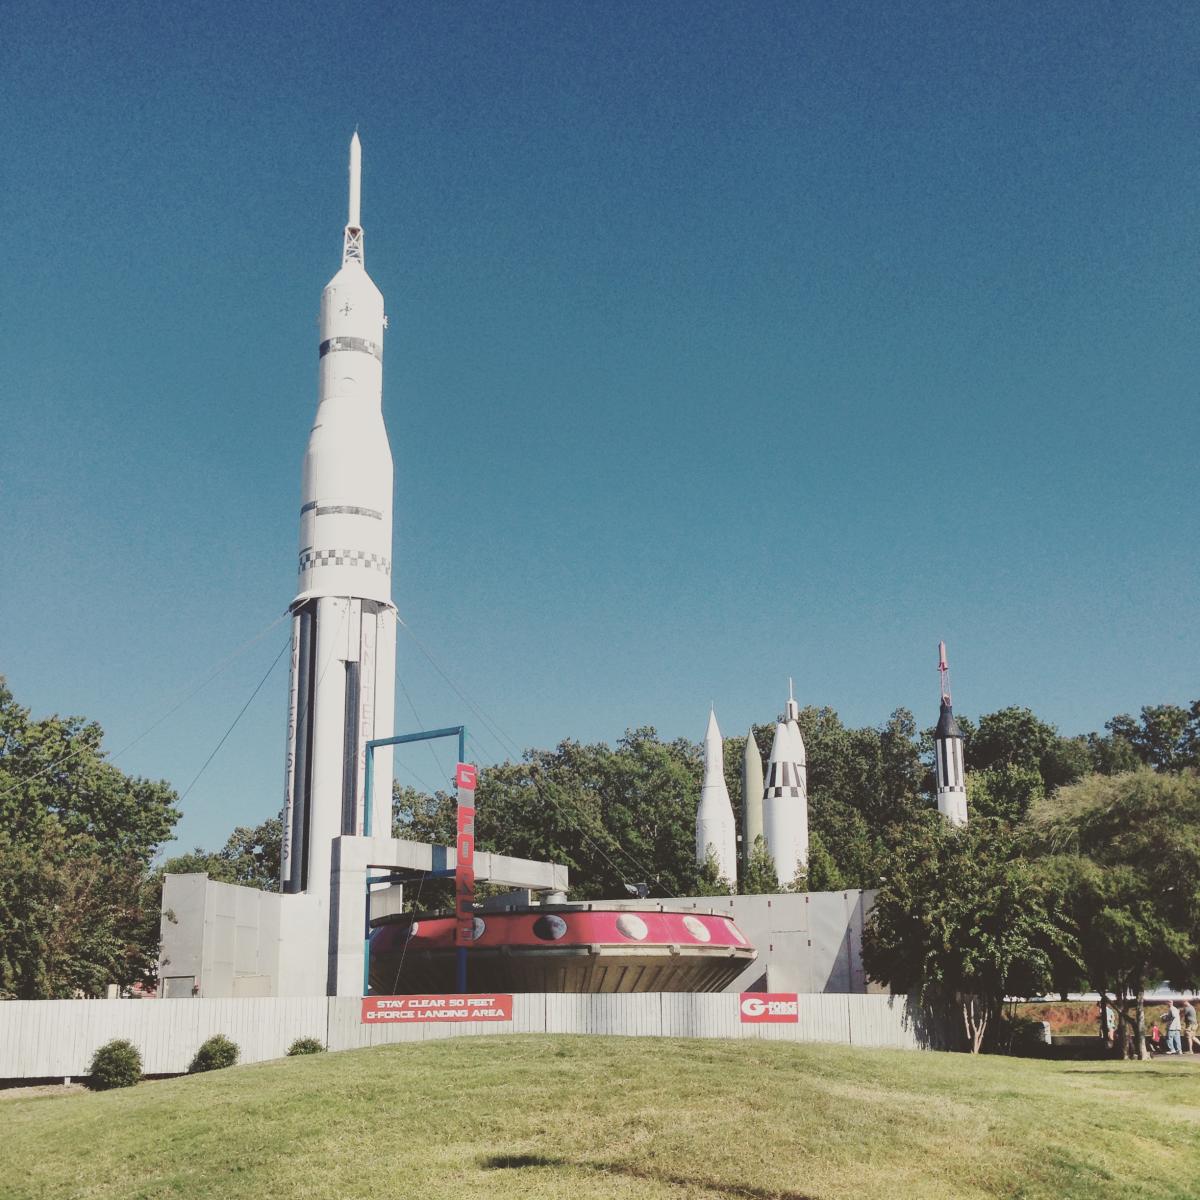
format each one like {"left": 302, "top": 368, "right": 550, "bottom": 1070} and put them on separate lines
{"left": 298, "top": 548, "right": 391, "bottom": 575}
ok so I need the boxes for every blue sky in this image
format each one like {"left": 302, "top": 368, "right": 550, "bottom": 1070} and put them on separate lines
{"left": 2, "top": 0, "right": 1197, "bottom": 854}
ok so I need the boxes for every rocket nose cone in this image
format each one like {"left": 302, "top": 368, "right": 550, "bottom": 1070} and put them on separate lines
{"left": 767, "top": 721, "right": 787, "bottom": 761}
{"left": 743, "top": 730, "right": 762, "bottom": 767}
{"left": 705, "top": 708, "right": 722, "bottom": 743}
{"left": 789, "top": 722, "right": 807, "bottom": 762}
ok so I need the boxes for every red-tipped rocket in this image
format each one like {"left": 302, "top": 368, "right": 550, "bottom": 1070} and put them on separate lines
{"left": 281, "top": 135, "right": 396, "bottom": 895}
{"left": 934, "top": 642, "right": 967, "bottom": 826}
{"left": 762, "top": 679, "right": 808, "bottom": 885}
{"left": 695, "top": 708, "right": 738, "bottom": 888}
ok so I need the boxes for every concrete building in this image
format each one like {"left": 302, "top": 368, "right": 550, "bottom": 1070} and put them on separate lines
{"left": 160, "top": 840, "right": 567, "bottom": 999}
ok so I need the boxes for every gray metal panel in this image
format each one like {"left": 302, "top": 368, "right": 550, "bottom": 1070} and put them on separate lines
{"left": 847, "top": 993, "right": 921, "bottom": 1049}
{"left": 158, "top": 874, "right": 210, "bottom": 981}
{"left": 604, "top": 891, "right": 886, "bottom": 995}
{"left": 234, "top": 887, "right": 261, "bottom": 976}
{"left": 764, "top": 932, "right": 813, "bottom": 993}
{"left": 162, "top": 976, "right": 195, "bottom": 999}
{"left": 805, "top": 892, "right": 856, "bottom": 993}
{"left": 796, "top": 995, "right": 852, "bottom": 1044}
{"left": 0, "top": 992, "right": 944, "bottom": 1078}
{"left": 0, "top": 997, "right": 327, "bottom": 1077}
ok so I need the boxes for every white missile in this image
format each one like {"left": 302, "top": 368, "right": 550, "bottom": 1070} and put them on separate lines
{"left": 934, "top": 642, "right": 968, "bottom": 826}
{"left": 762, "top": 680, "right": 808, "bottom": 885}
{"left": 695, "top": 708, "right": 737, "bottom": 887}
{"left": 281, "top": 134, "right": 396, "bottom": 896}
{"left": 742, "top": 729, "right": 763, "bottom": 869}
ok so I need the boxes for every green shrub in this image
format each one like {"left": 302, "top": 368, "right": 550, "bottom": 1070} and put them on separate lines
{"left": 188, "top": 1034, "right": 239, "bottom": 1074}
{"left": 286, "top": 1037, "right": 325, "bottom": 1056}
{"left": 87, "top": 1039, "right": 142, "bottom": 1090}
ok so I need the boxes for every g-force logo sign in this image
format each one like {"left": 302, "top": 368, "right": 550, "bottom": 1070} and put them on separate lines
{"left": 739, "top": 993, "right": 799, "bottom": 1023}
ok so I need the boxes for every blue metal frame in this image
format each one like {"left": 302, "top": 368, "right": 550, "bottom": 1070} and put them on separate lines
{"left": 361, "top": 725, "right": 469, "bottom": 995}
{"left": 362, "top": 725, "right": 465, "bottom": 837}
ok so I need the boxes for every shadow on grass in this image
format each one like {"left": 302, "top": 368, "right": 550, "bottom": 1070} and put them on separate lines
{"left": 482, "top": 1154, "right": 817, "bottom": 1199}
{"left": 1058, "top": 1068, "right": 1178, "bottom": 1075}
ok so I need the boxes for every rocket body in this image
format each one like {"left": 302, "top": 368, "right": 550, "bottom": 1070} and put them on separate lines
{"left": 281, "top": 135, "right": 396, "bottom": 895}
{"left": 934, "top": 702, "right": 968, "bottom": 826}
{"left": 695, "top": 710, "right": 738, "bottom": 887}
{"left": 741, "top": 730, "right": 764, "bottom": 867}
{"left": 934, "top": 642, "right": 968, "bottom": 827}
{"left": 762, "top": 693, "right": 808, "bottom": 885}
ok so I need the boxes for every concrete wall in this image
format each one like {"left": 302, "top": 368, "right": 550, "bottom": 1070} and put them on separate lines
{"left": 159, "top": 876, "right": 288, "bottom": 999}
{"left": 606, "top": 890, "right": 879, "bottom": 994}
{"left": 0, "top": 992, "right": 930, "bottom": 1079}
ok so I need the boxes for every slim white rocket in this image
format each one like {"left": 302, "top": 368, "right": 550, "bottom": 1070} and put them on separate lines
{"left": 742, "top": 729, "right": 764, "bottom": 869}
{"left": 695, "top": 709, "right": 738, "bottom": 887}
{"left": 934, "top": 642, "right": 968, "bottom": 826}
{"left": 762, "top": 680, "right": 808, "bottom": 885}
{"left": 281, "top": 134, "right": 396, "bottom": 895}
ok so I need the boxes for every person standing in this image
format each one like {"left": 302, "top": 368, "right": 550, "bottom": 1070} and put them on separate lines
{"left": 1162, "top": 1001, "right": 1183, "bottom": 1054}
{"left": 1182, "top": 999, "right": 1197, "bottom": 1054}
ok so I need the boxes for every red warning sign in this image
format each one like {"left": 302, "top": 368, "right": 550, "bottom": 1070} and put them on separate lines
{"left": 361, "top": 994, "right": 513, "bottom": 1023}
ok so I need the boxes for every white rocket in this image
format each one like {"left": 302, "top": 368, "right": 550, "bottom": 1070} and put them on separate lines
{"left": 742, "top": 729, "right": 764, "bottom": 869}
{"left": 281, "top": 134, "right": 396, "bottom": 894}
{"left": 934, "top": 642, "right": 968, "bottom": 826}
{"left": 762, "top": 681, "right": 808, "bottom": 885}
{"left": 695, "top": 709, "right": 738, "bottom": 887}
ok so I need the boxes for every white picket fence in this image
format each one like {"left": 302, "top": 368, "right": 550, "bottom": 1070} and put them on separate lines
{"left": 0, "top": 993, "right": 928, "bottom": 1079}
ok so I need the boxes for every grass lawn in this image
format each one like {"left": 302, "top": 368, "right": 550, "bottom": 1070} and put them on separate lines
{"left": 2, "top": 1035, "right": 1198, "bottom": 1200}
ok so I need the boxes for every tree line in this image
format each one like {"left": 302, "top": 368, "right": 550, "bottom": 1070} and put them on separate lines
{"left": 2, "top": 670, "right": 1197, "bottom": 1028}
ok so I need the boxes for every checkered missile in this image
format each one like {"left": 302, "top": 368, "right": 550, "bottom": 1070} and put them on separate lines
{"left": 281, "top": 135, "right": 397, "bottom": 897}
{"left": 762, "top": 681, "right": 809, "bottom": 886}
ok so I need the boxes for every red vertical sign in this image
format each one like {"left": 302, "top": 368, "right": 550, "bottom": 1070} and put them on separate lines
{"left": 455, "top": 763, "right": 477, "bottom": 947}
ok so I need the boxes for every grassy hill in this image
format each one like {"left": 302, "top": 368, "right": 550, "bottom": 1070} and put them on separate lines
{"left": 2, "top": 1036, "right": 1198, "bottom": 1199}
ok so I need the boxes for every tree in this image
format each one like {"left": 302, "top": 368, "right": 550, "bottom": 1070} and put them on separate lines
{"left": 393, "top": 783, "right": 455, "bottom": 846}
{"left": 1101, "top": 705, "right": 1199, "bottom": 774}
{"left": 160, "top": 815, "right": 282, "bottom": 892}
{"left": 1027, "top": 770, "right": 1200, "bottom": 1058}
{"left": 970, "top": 706, "right": 1089, "bottom": 795}
{"left": 792, "top": 706, "right": 924, "bottom": 890}
{"left": 966, "top": 764, "right": 1045, "bottom": 825}
{"left": 1086, "top": 729, "right": 1142, "bottom": 777}
{"left": 803, "top": 831, "right": 845, "bottom": 892}
{"left": 0, "top": 678, "right": 179, "bottom": 998}
{"left": 436, "top": 729, "right": 707, "bottom": 901}
{"left": 863, "top": 816, "right": 1059, "bottom": 1052}
{"left": 741, "top": 836, "right": 781, "bottom": 895}
{"left": 694, "top": 849, "right": 733, "bottom": 897}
